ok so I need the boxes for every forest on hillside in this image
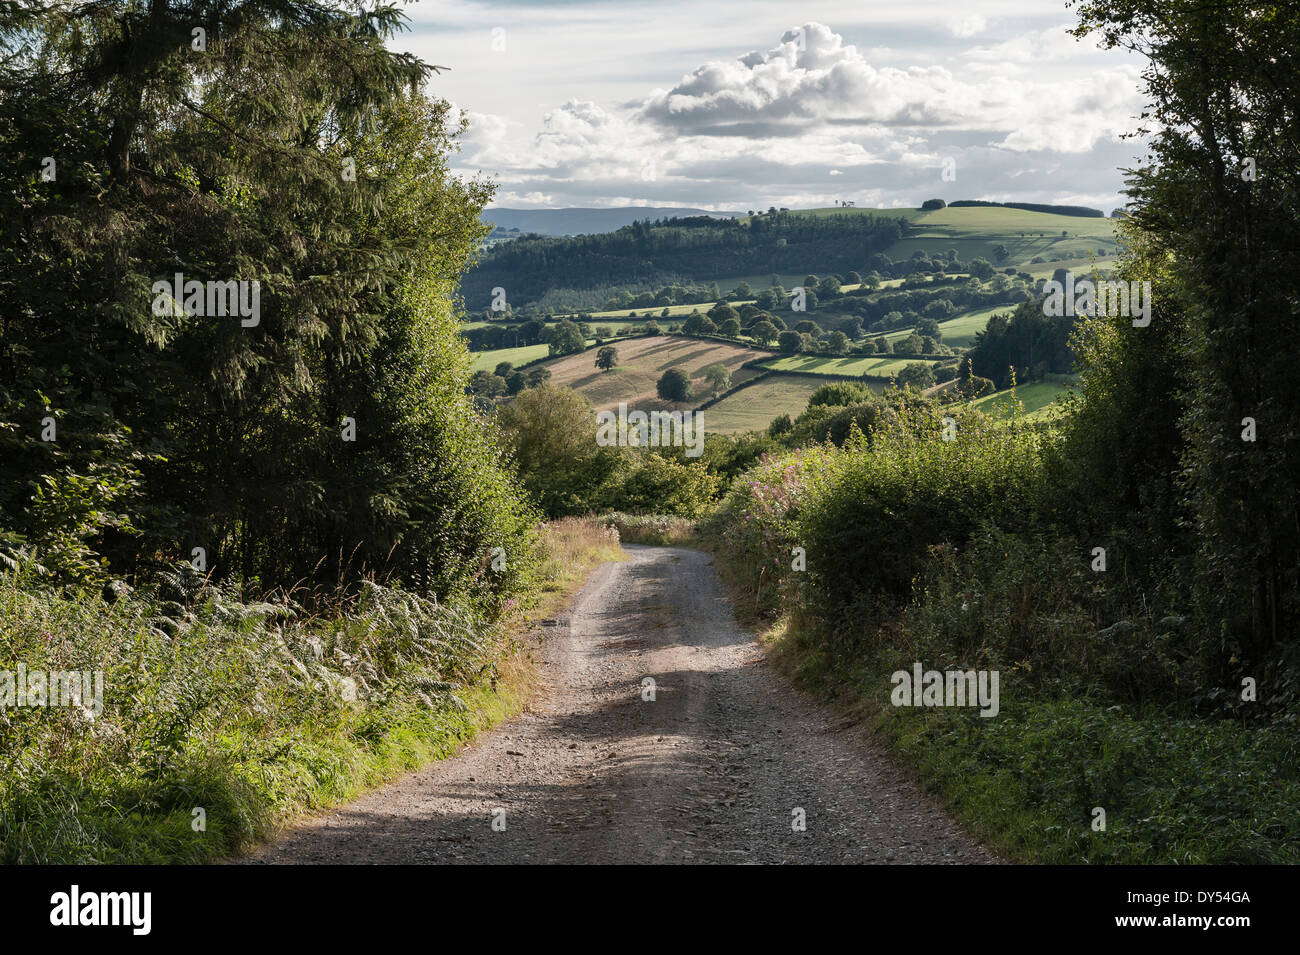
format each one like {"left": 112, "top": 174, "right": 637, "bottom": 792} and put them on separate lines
{"left": 459, "top": 211, "right": 907, "bottom": 309}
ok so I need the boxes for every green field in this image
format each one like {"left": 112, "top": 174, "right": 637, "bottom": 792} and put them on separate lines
{"left": 470, "top": 343, "right": 552, "bottom": 371}
{"left": 971, "top": 380, "right": 1075, "bottom": 417}
{"left": 757, "top": 354, "right": 938, "bottom": 378}
{"left": 1022, "top": 256, "right": 1117, "bottom": 280}
{"left": 880, "top": 305, "right": 1014, "bottom": 349}
{"left": 739, "top": 206, "right": 923, "bottom": 224}
{"left": 702, "top": 376, "right": 827, "bottom": 435}
{"left": 586, "top": 301, "right": 733, "bottom": 319}
{"left": 732, "top": 205, "right": 1117, "bottom": 271}
{"left": 890, "top": 206, "right": 1117, "bottom": 269}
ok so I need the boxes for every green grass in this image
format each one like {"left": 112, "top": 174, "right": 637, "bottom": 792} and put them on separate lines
{"left": 971, "top": 380, "right": 1074, "bottom": 417}
{"left": 586, "top": 302, "right": 737, "bottom": 319}
{"left": 470, "top": 343, "right": 552, "bottom": 371}
{"left": 743, "top": 597, "right": 1300, "bottom": 865}
{"left": 758, "top": 354, "right": 939, "bottom": 378}
{"left": 0, "top": 522, "right": 621, "bottom": 864}
{"left": 890, "top": 207, "right": 1117, "bottom": 269}
{"left": 879, "top": 305, "right": 1014, "bottom": 349}
{"left": 738, "top": 206, "right": 924, "bottom": 223}
{"left": 701, "top": 375, "right": 827, "bottom": 434}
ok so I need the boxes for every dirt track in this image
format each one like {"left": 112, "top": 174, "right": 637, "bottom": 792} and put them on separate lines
{"left": 240, "top": 545, "right": 996, "bottom": 865}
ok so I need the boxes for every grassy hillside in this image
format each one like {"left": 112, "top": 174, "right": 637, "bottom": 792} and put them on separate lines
{"left": 470, "top": 343, "right": 552, "bottom": 371}
{"left": 701, "top": 375, "right": 829, "bottom": 434}
{"left": 970, "top": 380, "right": 1075, "bottom": 417}
{"left": 889, "top": 206, "right": 1116, "bottom": 266}
{"left": 540, "top": 335, "right": 772, "bottom": 412}
{"left": 757, "top": 354, "right": 941, "bottom": 378}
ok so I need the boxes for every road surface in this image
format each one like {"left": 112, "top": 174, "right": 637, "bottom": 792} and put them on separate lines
{"left": 240, "top": 545, "right": 996, "bottom": 864}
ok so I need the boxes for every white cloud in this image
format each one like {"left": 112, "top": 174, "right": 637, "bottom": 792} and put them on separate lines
{"left": 951, "top": 15, "right": 987, "bottom": 38}
{"left": 442, "top": 19, "right": 1143, "bottom": 210}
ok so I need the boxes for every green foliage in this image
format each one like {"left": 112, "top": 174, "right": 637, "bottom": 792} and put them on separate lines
{"left": 595, "top": 345, "right": 619, "bottom": 373}
{"left": 701, "top": 362, "right": 732, "bottom": 396}
{"left": 462, "top": 211, "right": 905, "bottom": 309}
{"left": 547, "top": 319, "right": 586, "bottom": 356}
{"left": 807, "top": 381, "right": 874, "bottom": 408}
{"left": 0, "top": 8, "right": 536, "bottom": 606}
{"left": 600, "top": 454, "right": 719, "bottom": 519}
{"left": 0, "top": 567, "right": 510, "bottom": 863}
{"left": 494, "top": 386, "right": 718, "bottom": 519}
{"left": 894, "top": 362, "right": 936, "bottom": 391}
{"left": 797, "top": 406, "right": 1044, "bottom": 640}
{"left": 656, "top": 368, "right": 692, "bottom": 402}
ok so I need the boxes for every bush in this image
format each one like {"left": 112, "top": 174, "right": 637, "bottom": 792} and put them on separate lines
{"left": 777, "top": 330, "right": 803, "bottom": 353}
{"left": 895, "top": 362, "right": 936, "bottom": 391}
{"left": 796, "top": 405, "right": 1044, "bottom": 642}
{"left": 656, "top": 368, "right": 693, "bottom": 402}
{"left": 0, "top": 567, "right": 509, "bottom": 863}
{"left": 807, "top": 381, "right": 875, "bottom": 408}
{"left": 601, "top": 454, "right": 719, "bottom": 518}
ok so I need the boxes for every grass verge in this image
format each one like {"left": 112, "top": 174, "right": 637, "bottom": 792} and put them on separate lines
{"left": 703, "top": 541, "right": 1300, "bottom": 865}
{"left": 0, "top": 518, "right": 621, "bottom": 864}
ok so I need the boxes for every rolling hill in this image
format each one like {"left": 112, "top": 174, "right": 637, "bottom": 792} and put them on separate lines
{"left": 482, "top": 206, "right": 742, "bottom": 237}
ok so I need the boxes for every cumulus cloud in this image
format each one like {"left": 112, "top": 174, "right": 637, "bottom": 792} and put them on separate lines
{"left": 451, "top": 21, "right": 1143, "bottom": 210}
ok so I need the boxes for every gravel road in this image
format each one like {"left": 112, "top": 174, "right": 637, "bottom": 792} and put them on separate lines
{"left": 240, "top": 545, "right": 996, "bottom": 864}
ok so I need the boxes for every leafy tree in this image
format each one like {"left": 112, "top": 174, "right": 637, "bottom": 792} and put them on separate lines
{"left": 767, "top": 414, "right": 794, "bottom": 437}
{"left": 595, "top": 345, "right": 619, "bottom": 373}
{"left": 809, "top": 381, "right": 873, "bottom": 408}
{"left": 683, "top": 312, "right": 717, "bottom": 336}
{"left": 917, "top": 317, "right": 942, "bottom": 340}
{"left": 922, "top": 300, "right": 955, "bottom": 320}
{"left": 777, "top": 330, "right": 803, "bottom": 354}
{"left": 824, "top": 330, "right": 850, "bottom": 355}
{"left": 702, "top": 363, "right": 732, "bottom": 396}
{"left": 494, "top": 386, "right": 620, "bottom": 517}
{"left": 656, "top": 368, "right": 692, "bottom": 402}
{"left": 1070, "top": 0, "right": 1300, "bottom": 663}
{"left": 0, "top": 5, "right": 536, "bottom": 598}
{"left": 895, "top": 362, "right": 936, "bottom": 391}
{"left": 469, "top": 371, "right": 508, "bottom": 397}
{"left": 547, "top": 319, "right": 586, "bottom": 356}
{"left": 750, "top": 320, "right": 778, "bottom": 346}
{"left": 708, "top": 302, "right": 739, "bottom": 325}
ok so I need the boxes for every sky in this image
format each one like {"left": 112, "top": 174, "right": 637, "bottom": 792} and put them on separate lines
{"left": 394, "top": 0, "right": 1151, "bottom": 212}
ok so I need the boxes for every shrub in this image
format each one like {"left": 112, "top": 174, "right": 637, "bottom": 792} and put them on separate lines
{"left": 656, "top": 368, "right": 692, "bottom": 402}
{"left": 796, "top": 405, "right": 1044, "bottom": 644}
{"left": 807, "top": 381, "right": 875, "bottom": 409}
